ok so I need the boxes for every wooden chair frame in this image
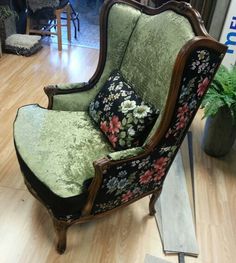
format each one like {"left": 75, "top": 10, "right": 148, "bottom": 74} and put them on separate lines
{"left": 18, "top": 0, "right": 227, "bottom": 254}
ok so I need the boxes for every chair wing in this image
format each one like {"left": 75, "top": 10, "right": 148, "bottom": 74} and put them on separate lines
{"left": 91, "top": 39, "right": 226, "bottom": 215}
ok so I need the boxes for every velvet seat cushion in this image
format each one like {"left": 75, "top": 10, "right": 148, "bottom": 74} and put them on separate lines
{"left": 14, "top": 105, "right": 113, "bottom": 199}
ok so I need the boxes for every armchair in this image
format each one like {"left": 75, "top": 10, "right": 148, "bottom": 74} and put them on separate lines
{"left": 14, "top": 0, "right": 226, "bottom": 254}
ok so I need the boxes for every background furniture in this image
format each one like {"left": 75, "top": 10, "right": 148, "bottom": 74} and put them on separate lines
{"left": 26, "top": 0, "right": 72, "bottom": 51}
{"left": 0, "top": 5, "right": 17, "bottom": 49}
{"left": 14, "top": 0, "right": 226, "bottom": 254}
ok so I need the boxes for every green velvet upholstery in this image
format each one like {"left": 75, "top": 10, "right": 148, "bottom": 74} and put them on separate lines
{"left": 121, "top": 11, "right": 194, "bottom": 108}
{"left": 108, "top": 147, "right": 144, "bottom": 161}
{"left": 53, "top": 82, "right": 90, "bottom": 111}
{"left": 120, "top": 11, "right": 195, "bottom": 143}
{"left": 52, "top": 7, "right": 195, "bottom": 146}
{"left": 14, "top": 105, "right": 113, "bottom": 198}
{"left": 52, "top": 3, "right": 141, "bottom": 111}
{"left": 14, "top": 3, "right": 197, "bottom": 200}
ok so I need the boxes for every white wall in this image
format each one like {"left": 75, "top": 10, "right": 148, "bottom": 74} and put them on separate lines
{"left": 220, "top": 0, "right": 236, "bottom": 68}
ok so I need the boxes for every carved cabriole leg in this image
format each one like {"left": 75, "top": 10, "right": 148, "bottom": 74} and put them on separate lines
{"left": 149, "top": 189, "right": 162, "bottom": 216}
{"left": 53, "top": 218, "right": 69, "bottom": 254}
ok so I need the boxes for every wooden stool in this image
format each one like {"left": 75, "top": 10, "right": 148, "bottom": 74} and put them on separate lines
{"left": 26, "top": 3, "right": 71, "bottom": 51}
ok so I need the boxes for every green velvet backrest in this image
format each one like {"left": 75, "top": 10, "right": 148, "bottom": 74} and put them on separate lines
{"left": 80, "top": 3, "right": 142, "bottom": 103}
{"left": 120, "top": 8, "right": 195, "bottom": 140}
{"left": 53, "top": 3, "right": 141, "bottom": 111}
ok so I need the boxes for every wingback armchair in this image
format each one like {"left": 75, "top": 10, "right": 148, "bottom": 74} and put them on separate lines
{"left": 14, "top": 0, "right": 226, "bottom": 254}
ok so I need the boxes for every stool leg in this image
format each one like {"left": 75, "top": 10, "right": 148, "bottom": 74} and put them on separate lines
{"left": 55, "top": 9, "right": 62, "bottom": 51}
{"left": 66, "top": 4, "right": 71, "bottom": 42}
{"left": 26, "top": 17, "right": 31, "bottom": 35}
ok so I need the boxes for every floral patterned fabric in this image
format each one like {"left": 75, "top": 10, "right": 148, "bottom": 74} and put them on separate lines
{"left": 89, "top": 71, "right": 159, "bottom": 150}
{"left": 92, "top": 47, "right": 225, "bottom": 214}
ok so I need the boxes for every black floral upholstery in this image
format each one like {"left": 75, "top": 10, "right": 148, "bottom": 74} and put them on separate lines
{"left": 92, "top": 47, "right": 225, "bottom": 214}
{"left": 89, "top": 71, "right": 159, "bottom": 150}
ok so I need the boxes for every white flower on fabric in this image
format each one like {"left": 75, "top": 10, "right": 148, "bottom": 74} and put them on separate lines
{"left": 114, "top": 93, "right": 120, "bottom": 100}
{"left": 108, "top": 83, "right": 115, "bottom": 91}
{"left": 128, "top": 127, "right": 135, "bottom": 136}
{"left": 104, "top": 104, "right": 111, "bottom": 111}
{"left": 115, "top": 82, "right": 124, "bottom": 91}
{"left": 133, "top": 105, "right": 151, "bottom": 118}
{"left": 113, "top": 75, "right": 120, "bottom": 81}
{"left": 197, "top": 50, "right": 206, "bottom": 60}
{"left": 121, "top": 100, "right": 136, "bottom": 113}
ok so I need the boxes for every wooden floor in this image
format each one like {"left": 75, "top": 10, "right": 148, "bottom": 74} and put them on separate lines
{"left": 0, "top": 42, "right": 236, "bottom": 263}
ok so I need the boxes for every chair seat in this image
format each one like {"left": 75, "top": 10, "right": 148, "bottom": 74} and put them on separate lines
{"left": 14, "top": 105, "right": 113, "bottom": 199}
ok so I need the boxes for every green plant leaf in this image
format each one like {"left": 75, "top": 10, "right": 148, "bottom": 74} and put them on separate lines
{"left": 201, "top": 65, "right": 236, "bottom": 120}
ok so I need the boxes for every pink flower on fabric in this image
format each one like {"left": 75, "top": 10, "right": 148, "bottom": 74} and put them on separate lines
{"left": 197, "top": 77, "right": 209, "bottom": 97}
{"left": 139, "top": 170, "right": 153, "bottom": 184}
{"left": 154, "top": 157, "right": 169, "bottom": 171}
{"left": 108, "top": 134, "right": 118, "bottom": 147}
{"left": 177, "top": 103, "right": 189, "bottom": 118}
{"left": 153, "top": 157, "right": 169, "bottom": 182}
{"left": 176, "top": 116, "right": 186, "bottom": 130}
{"left": 109, "top": 116, "right": 121, "bottom": 134}
{"left": 153, "top": 169, "right": 165, "bottom": 181}
{"left": 121, "top": 190, "right": 133, "bottom": 202}
{"left": 100, "top": 121, "right": 109, "bottom": 133}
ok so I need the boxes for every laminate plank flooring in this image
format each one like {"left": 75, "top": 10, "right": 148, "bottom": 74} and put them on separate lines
{"left": 0, "top": 43, "right": 236, "bottom": 262}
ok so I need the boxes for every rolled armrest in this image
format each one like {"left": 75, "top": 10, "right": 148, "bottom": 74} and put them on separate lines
{"left": 108, "top": 147, "right": 145, "bottom": 161}
{"left": 44, "top": 82, "right": 99, "bottom": 111}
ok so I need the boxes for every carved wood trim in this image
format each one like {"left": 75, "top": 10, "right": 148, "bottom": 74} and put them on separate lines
{"left": 190, "top": 0, "right": 217, "bottom": 31}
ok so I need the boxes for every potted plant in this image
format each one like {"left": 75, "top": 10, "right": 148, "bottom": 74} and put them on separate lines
{"left": 201, "top": 65, "right": 236, "bottom": 157}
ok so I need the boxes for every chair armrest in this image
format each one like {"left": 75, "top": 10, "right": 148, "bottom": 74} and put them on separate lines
{"left": 107, "top": 147, "right": 145, "bottom": 161}
{"left": 44, "top": 82, "right": 99, "bottom": 111}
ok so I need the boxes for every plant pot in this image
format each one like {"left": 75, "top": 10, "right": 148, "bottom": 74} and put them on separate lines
{"left": 201, "top": 106, "right": 236, "bottom": 157}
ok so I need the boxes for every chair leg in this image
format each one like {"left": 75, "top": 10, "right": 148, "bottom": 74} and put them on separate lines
{"left": 70, "top": 2, "right": 80, "bottom": 35}
{"left": 149, "top": 189, "right": 162, "bottom": 216}
{"left": 55, "top": 9, "right": 62, "bottom": 51}
{"left": 66, "top": 4, "right": 71, "bottom": 42}
{"left": 53, "top": 218, "right": 69, "bottom": 254}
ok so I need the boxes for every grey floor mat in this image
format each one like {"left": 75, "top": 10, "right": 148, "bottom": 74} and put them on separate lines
{"left": 155, "top": 152, "right": 199, "bottom": 256}
{"left": 144, "top": 254, "right": 171, "bottom": 263}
